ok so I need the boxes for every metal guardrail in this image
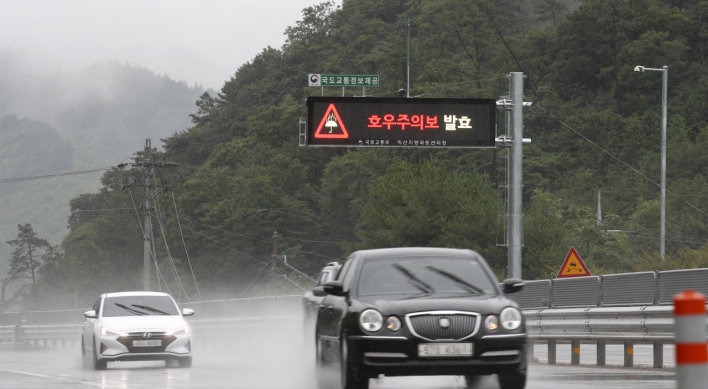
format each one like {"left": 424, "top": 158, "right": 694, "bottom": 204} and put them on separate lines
{"left": 508, "top": 267, "right": 708, "bottom": 309}
{"left": 0, "top": 295, "right": 303, "bottom": 350}
{"left": 1, "top": 270, "right": 706, "bottom": 370}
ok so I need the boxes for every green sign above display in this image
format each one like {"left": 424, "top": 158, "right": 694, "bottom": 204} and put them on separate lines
{"left": 308, "top": 74, "right": 379, "bottom": 87}
{"left": 304, "top": 97, "right": 496, "bottom": 148}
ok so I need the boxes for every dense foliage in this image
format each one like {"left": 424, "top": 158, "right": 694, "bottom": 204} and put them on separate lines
{"left": 8, "top": 0, "right": 708, "bottom": 310}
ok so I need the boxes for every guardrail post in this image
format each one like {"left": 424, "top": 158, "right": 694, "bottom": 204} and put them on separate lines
{"left": 597, "top": 341, "right": 606, "bottom": 366}
{"left": 571, "top": 340, "right": 580, "bottom": 365}
{"left": 548, "top": 340, "right": 556, "bottom": 364}
{"left": 527, "top": 339, "right": 534, "bottom": 362}
{"left": 653, "top": 342, "right": 663, "bottom": 368}
{"left": 624, "top": 341, "right": 633, "bottom": 367}
{"left": 674, "top": 290, "right": 708, "bottom": 388}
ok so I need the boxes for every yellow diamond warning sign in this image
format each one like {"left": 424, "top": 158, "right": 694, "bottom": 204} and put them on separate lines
{"left": 556, "top": 246, "right": 591, "bottom": 278}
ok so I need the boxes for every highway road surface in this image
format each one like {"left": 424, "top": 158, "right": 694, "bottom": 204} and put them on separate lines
{"left": 0, "top": 343, "right": 676, "bottom": 389}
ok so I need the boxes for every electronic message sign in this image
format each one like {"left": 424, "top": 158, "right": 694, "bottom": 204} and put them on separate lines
{"left": 305, "top": 97, "right": 496, "bottom": 148}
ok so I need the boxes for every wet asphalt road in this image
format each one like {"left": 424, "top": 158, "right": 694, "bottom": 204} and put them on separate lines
{"left": 0, "top": 343, "right": 675, "bottom": 389}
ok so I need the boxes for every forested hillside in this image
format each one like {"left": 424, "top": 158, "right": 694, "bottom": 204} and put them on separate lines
{"left": 8, "top": 0, "right": 708, "bottom": 310}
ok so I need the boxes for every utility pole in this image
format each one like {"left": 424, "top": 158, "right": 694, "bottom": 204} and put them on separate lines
{"left": 508, "top": 72, "right": 524, "bottom": 280}
{"left": 120, "top": 138, "right": 175, "bottom": 291}
{"left": 597, "top": 190, "right": 602, "bottom": 226}
{"left": 272, "top": 231, "right": 278, "bottom": 296}
{"left": 1, "top": 280, "right": 5, "bottom": 312}
{"left": 406, "top": 18, "right": 411, "bottom": 98}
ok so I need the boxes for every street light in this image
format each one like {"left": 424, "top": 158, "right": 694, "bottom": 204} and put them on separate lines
{"left": 634, "top": 65, "right": 668, "bottom": 259}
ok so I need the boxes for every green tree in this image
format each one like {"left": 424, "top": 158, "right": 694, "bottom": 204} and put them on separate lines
{"left": 6, "top": 224, "right": 50, "bottom": 298}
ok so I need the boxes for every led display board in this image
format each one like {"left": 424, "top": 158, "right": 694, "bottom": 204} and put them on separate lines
{"left": 305, "top": 97, "right": 496, "bottom": 148}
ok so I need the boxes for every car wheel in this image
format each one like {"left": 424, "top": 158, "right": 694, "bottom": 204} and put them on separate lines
{"left": 464, "top": 375, "right": 483, "bottom": 388}
{"left": 315, "top": 335, "right": 331, "bottom": 389}
{"left": 497, "top": 358, "right": 526, "bottom": 389}
{"left": 178, "top": 357, "right": 192, "bottom": 368}
{"left": 341, "top": 337, "right": 368, "bottom": 389}
{"left": 81, "top": 338, "right": 91, "bottom": 369}
{"left": 93, "top": 338, "right": 107, "bottom": 370}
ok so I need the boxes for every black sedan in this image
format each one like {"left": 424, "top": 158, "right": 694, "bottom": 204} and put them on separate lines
{"left": 312, "top": 247, "right": 526, "bottom": 389}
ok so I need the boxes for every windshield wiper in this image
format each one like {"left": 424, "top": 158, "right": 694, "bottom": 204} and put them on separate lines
{"left": 131, "top": 304, "right": 170, "bottom": 315}
{"left": 114, "top": 303, "right": 147, "bottom": 316}
{"left": 392, "top": 263, "right": 435, "bottom": 294}
{"left": 424, "top": 266, "right": 485, "bottom": 295}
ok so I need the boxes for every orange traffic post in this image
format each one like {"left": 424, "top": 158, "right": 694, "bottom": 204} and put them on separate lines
{"left": 675, "top": 290, "right": 708, "bottom": 388}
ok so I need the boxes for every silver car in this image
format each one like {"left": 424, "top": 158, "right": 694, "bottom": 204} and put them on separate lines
{"left": 81, "top": 291, "right": 194, "bottom": 370}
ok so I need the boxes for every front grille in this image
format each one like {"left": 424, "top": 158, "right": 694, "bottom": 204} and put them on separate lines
{"left": 408, "top": 313, "right": 476, "bottom": 340}
{"left": 116, "top": 332, "right": 176, "bottom": 353}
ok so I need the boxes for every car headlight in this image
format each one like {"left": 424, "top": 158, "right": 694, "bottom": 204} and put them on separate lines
{"left": 500, "top": 307, "right": 522, "bottom": 330}
{"left": 485, "top": 315, "right": 499, "bottom": 331}
{"left": 101, "top": 327, "right": 128, "bottom": 337}
{"left": 359, "top": 309, "right": 383, "bottom": 332}
{"left": 165, "top": 325, "right": 190, "bottom": 336}
{"left": 385, "top": 316, "right": 401, "bottom": 332}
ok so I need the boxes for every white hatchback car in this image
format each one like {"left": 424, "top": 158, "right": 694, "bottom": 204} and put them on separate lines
{"left": 81, "top": 291, "right": 194, "bottom": 370}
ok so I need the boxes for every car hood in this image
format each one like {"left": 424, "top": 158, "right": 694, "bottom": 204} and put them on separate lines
{"left": 354, "top": 294, "right": 515, "bottom": 316}
{"left": 99, "top": 316, "right": 187, "bottom": 332}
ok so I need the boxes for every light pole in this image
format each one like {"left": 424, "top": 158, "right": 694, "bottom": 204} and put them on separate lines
{"left": 634, "top": 65, "right": 668, "bottom": 259}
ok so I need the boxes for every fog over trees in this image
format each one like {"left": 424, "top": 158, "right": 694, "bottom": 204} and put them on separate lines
{"left": 4, "top": 0, "right": 708, "bottom": 310}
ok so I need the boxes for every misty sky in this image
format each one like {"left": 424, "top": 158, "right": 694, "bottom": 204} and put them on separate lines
{"left": 0, "top": 0, "right": 338, "bottom": 90}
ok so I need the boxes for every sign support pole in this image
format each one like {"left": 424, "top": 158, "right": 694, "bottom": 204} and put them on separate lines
{"left": 508, "top": 72, "right": 524, "bottom": 279}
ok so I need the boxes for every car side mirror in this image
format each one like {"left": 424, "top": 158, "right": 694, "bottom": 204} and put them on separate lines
{"left": 312, "top": 286, "right": 327, "bottom": 297}
{"left": 182, "top": 308, "right": 194, "bottom": 317}
{"left": 503, "top": 278, "right": 524, "bottom": 294}
{"left": 323, "top": 281, "right": 345, "bottom": 296}
{"left": 84, "top": 310, "right": 97, "bottom": 319}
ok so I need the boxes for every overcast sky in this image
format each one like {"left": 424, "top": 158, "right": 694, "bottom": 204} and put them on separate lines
{"left": 0, "top": 0, "right": 337, "bottom": 90}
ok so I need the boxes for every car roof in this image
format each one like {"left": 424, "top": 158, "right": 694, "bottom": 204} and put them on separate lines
{"left": 103, "top": 291, "right": 172, "bottom": 298}
{"left": 357, "top": 247, "right": 480, "bottom": 260}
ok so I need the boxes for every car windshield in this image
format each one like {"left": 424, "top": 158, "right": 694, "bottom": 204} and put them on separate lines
{"left": 356, "top": 256, "right": 497, "bottom": 297}
{"left": 102, "top": 295, "right": 179, "bottom": 317}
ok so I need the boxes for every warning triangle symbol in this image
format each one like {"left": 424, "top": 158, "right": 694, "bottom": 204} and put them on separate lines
{"left": 556, "top": 246, "right": 591, "bottom": 278}
{"left": 314, "top": 104, "right": 349, "bottom": 139}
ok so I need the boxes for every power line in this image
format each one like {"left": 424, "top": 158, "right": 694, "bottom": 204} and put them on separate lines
{"left": 0, "top": 140, "right": 143, "bottom": 161}
{"left": 535, "top": 104, "right": 708, "bottom": 221}
{"left": 179, "top": 217, "right": 340, "bottom": 260}
{"left": 0, "top": 167, "right": 111, "bottom": 184}
{"left": 171, "top": 191, "right": 203, "bottom": 302}
{"left": 71, "top": 207, "right": 134, "bottom": 212}
{"left": 178, "top": 223, "right": 268, "bottom": 265}
{"left": 129, "top": 189, "right": 171, "bottom": 295}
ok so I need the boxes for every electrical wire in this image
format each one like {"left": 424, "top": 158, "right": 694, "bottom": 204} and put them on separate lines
{"left": 171, "top": 191, "right": 203, "bottom": 302}
{"left": 0, "top": 167, "right": 111, "bottom": 184}
{"left": 412, "top": 76, "right": 508, "bottom": 98}
{"left": 535, "top": 104, "right": 708, "bottom": 221}
{"left": 179, "top": 217, "right": 340, "bottom": 260}
{"left": 151, "top": 167, "right": 190, "bottom": 302}
{"left": 153, "top": 201, "right": 190, "bottom": 302}
{"left": 129, "top": 189, "right": 171, "bottom": 294}
{"left": 280, "top": 236, "right": 341, "bottom": 244}
{"left": 0, "top": 141, "right": 143, "bottom": 161}
{"left": 71, "top": 207, "right": 134, "bottom": 212}
{"left": 178, "top": 223, "right": 268, "bottom": 265}
{"left": 279, "top": 259, "right": 317, "bottom": 284}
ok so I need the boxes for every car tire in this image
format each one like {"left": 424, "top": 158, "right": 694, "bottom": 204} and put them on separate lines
{"left": 81, "top": 338, "right": 91, "bottom": 369}
{"left": 315, "top": 335, "right": 331, "bottom": 389}
{"left": 497, "top": 358, "right": 526, "bottom": 389}
{"left": 93, "top": 339, "right": 107, "bottom": 370}
{"left": 341, "top": 337, "right": 368, "bottom": 389}
{"left": 178, "top": 357, "right": 192, "bottom": 368}
{"left": 464, "top": 375, "right": 483, "bottom": 388}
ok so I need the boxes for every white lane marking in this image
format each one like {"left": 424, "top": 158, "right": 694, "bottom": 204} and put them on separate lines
{"left": 0, "top": 370, "right": 104, "bottom": 387}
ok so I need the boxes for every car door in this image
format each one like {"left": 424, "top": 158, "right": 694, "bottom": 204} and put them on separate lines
{"left": 318, "top": 259, "right": 350, "bottom": 335}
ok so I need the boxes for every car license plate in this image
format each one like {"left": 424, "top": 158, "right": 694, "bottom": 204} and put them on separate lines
{"left": 133, "top": 340, "right": 161, "bottom": 347}
{"left": 418, "top": 343, "right": 473, "bottom": 357}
